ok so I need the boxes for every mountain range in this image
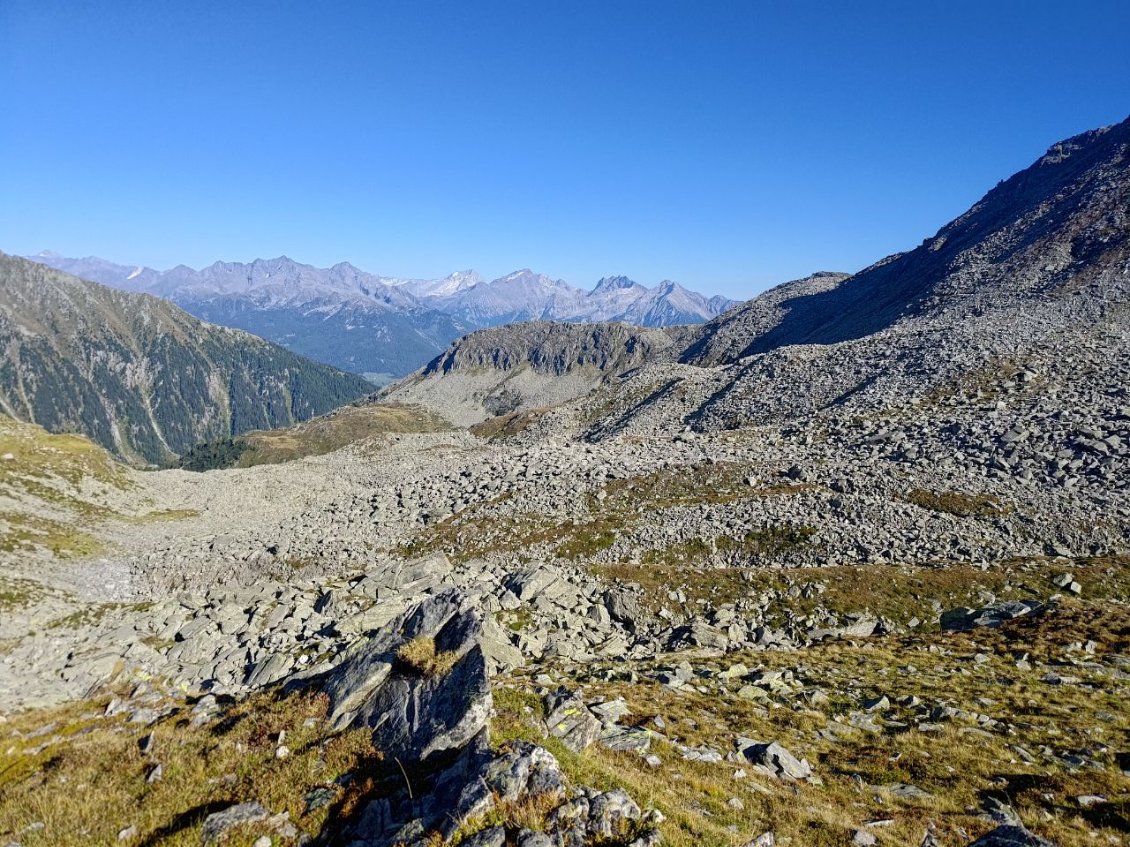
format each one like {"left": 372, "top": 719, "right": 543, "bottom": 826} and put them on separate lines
{"left": 25, "top": 254, "right": 737, "bottom": 380}
{"left": 0, "top": 253, "right": 372, "bottom": 464}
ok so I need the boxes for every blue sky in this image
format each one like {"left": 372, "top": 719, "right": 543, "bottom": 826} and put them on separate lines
{"left": 2, "top": 1, "right": 1128, "bottom": 299}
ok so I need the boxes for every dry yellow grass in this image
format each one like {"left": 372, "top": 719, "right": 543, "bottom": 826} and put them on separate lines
{"left": 0, "top": 688, "right": 378, "bottom": 847}
{"left": 395, "top": 636, "right": 461, "bottom": 678}
{"left": 493, "top": 601, "right": 1130, "bottom": 847}
{"left": 234, "top": 403, "right": 450, "bottom": 468}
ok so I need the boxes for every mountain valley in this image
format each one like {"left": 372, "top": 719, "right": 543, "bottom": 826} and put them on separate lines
{"left": 0, "top": 117, "right": 1128, "bottom": 847}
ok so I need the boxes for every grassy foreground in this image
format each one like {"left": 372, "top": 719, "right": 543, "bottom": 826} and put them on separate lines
{"left": 494, "top": 600, "right": 1130, "bottom": 847}
{"left": 2, "top": 599, "right": 1126, "bottom": 846}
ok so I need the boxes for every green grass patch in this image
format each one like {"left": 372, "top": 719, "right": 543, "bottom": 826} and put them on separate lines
{"left": 0, "top": 575, "right": 44, "bottom": 611}
{"left": 469, "top": 407, "right": 552, "bottom": 440}
{"left": 905, "top": 488, "right": 1008, "bottom": 518}
{"left": 0, "top": 512, "right": 104, "bottom": 559}
{"left": 0, "top": 688, "right": 377, "bottom": 847}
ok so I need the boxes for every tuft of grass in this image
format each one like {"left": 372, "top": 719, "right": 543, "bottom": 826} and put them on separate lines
{"left": 0, "top": 575, "right": 45, "bottom": 611}
{"left": 640, "top": 524, "right": 816, "bottom": 569}
{"left": 130, "top": 508, "right": 200, "bottom": 524}
{"left": 395, "top": 636, "right": 460, "bottom": 678}
{"left": 0, "top": 511, "right": 104, "bottom": 559}
{"left": 494, "top": 598, "right": 1130, "bottom": 847}
{"left": 0, "top": 416, "right": 128, "bottom": 490}
{"left": 495, "top": 607, "right": 535, "bottom": 633}
{"left": 469, "top": 407, "right": 552, "bottom": 440}
{"left": 395, "top": 509, "right": 628, "bottom": 566}
{"left": 593, "top": 463, "right": 813, "bottom": 512}
{"left": 594, "top": 556, "right": 1130, "bottom": 625}
{"left": 556, "top": 525, "right": 618, "bottom": 560}
{"left": 46, "top": 602, "right": 153, "bottom": 631}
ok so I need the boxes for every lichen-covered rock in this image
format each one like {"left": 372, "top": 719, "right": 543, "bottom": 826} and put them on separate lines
{"left": 544, "top": 689, "right": 603, "bottom": 753}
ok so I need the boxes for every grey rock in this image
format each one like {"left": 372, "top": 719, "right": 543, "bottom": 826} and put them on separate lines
{"left": 738, "top": 739, "right": 812, "bottom": 780}
{"left": 544, "top": 690, "right": 603, "bottom": 753}
{"left": 461, "top": 826, "right": 506, "bottom": 847}
{"left": 966, "top": 824, "right": 1057, "bottom": 847}
{"left": 600, "top": 725, "right": 652, "bottom": 753}
{"left": 516, "top": 831, "right": 554, "bottom": 847}
{"left": 201, "top": 802, "right": 270, "bottom": 845}
{"left": 355, "top": 640, "right": 490, "bottom": 761}
{"left": 587, "top": 788, "right": 642, "bottom": 840}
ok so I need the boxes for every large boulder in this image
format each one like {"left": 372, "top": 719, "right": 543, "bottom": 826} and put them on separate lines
{"left": 298, "top": 590, "right": 661, "bottom": 847}
{"left": 318, "top": 588, "right": 491, "bottom": 761}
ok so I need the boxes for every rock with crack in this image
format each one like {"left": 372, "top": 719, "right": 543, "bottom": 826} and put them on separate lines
{"left": 345, "top": 736, "right": 661, "bottom": 847}
{"left": 302, "top": 590, "right": 661, "bottom": 847}
{"left": 317, "top": 587, "right": 491, "bottom": 761}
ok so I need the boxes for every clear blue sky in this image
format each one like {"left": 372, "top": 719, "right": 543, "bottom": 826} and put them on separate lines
{"left": 2, "top": 1, "right": 1128, "bottom": 299}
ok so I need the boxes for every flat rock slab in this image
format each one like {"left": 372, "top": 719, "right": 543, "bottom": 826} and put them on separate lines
{"left": 201, "top": 802, "right": 269, "bottom": 844}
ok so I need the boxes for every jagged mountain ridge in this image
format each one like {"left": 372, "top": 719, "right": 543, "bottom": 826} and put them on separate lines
{"left": 26, "top": 254, "right": 737, "bottom": 377}
{"left": 0, "top": 253, "right": 372, "bottom": 464}
{"left": 30, "top": 254, "right": 471, "bottom": 379}
{"left": 412, "top": 269, "right": 736, "bottom": 328}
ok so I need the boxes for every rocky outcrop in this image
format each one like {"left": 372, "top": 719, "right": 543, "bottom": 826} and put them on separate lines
{"left": 321, "top": 587, "right": 491, "bottom": 761}
{"left": 307, "top": 590, "right": 661, "bottom": 847}
{"left": 967, "top": 824, "right": 1057, "bottom": 847}
{"left": 419, "top": 321, "right": 681, "bottom": 378}
{"left": 385, "top": 321, "right": 685, "bottom": 426}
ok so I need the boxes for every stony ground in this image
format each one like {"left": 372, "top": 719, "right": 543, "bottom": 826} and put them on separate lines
{"left": 1, "top": 367, "right": 1128, "bottom": 846}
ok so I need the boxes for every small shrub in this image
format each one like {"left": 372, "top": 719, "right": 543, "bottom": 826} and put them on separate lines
{"left": 175, "top": 437, "right": 254, "bottom": 471}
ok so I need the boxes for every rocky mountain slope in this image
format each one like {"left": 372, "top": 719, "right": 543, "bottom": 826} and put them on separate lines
{"left": 684, "top": 117, "right": 1129, "bottom": 364}
{"left": 386, "top": 321, "right": 686, "bottom": 426}
{"left": 0, "top": 253, "right": 372, "bottom": 464}
{"left": 411, "top": 116, "right": 1129, "bottom": 445}
{"left": 27, "top": 254, "right": 736, "bottom": 378}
